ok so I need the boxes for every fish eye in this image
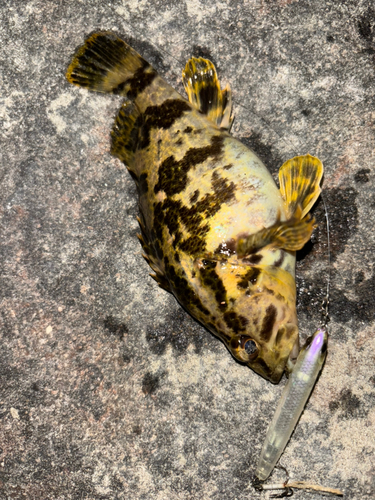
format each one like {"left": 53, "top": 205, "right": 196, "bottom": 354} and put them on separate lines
{"left": 230, "top": 335, "right": 259, "bottom": 363}
{"left": 241, "top": 337, "right": 259, "bottom": 356}
{"left": 244, "top": 338, "right": 258, "bottom": 355}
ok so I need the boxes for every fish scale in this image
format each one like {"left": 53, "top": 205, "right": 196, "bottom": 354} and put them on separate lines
{"left": 66, "top": 32, "right": 323, "bottom": 383}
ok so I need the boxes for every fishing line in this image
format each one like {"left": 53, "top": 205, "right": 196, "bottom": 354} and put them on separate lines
{"left": 320, "top": 193, "right": 331, "bottom": 330}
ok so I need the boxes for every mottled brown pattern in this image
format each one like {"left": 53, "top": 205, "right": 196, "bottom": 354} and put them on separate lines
{"left": 111, "top": 102, "right": 142, "bottom": 165}
{"left": 125, "top": 64, "right": 157, "bottom": 99}
{"left": 198, "top": 261, "right": 228, "bottom": 311}
{"left": 237, "top": 267, "right": 261, "bottom": 289}
{"left": 163, "top": 256, "right": 210, "bottom": 317}
{"left": 154, "top": 135, "right": 224, "bottom": 196}
{"left": 152, "top": 163, "right": 236, "bottom": 257}
{"left": 260, "top": 304, "right": 278, "bottom": 341}
{"left": 244, "top": 254, "right": 263, "bottom": 264}
{"left": 139, "top": 99, "right": 192, "bottom": 150}
{"left": 189, "top": 189, "right": 200, "bottom": 203}
{"left": 224, "top": 311, "right": 248, "bottom": 332}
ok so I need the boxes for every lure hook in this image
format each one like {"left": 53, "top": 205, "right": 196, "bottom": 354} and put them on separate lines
{"left": 270, "top": 487, "right": 294, "bottom": 498}
{"left": 269, "top": 467, "right": 293, "bottom": 498}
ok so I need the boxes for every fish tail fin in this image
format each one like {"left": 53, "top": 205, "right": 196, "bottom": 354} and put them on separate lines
{"left": 66, "top": 32, "right": 157, "bottom": 96}
{"left": 279, "top": 154, "right": 324, "bottom": 219}
{"left": 182, "top": 57, "right": 233, "bottom": 130}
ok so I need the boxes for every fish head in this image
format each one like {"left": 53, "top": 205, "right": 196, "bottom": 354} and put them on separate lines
{"left": 224, "top": 276, "right": 298, "bottom": 383}
{"left": 216, "top": 264, "right": 299, "bottom": 384}
{"left": 180, "top": 256, "right": 299, "bottom": 383}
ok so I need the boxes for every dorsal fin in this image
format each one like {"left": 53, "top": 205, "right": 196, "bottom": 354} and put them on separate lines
{"left": 182, "top": 57, "right": 233, "bottom": 131}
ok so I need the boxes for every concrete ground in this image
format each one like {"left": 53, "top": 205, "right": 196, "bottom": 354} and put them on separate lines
{"left": 1, "top": 0, "right": 374, "bottom": 498}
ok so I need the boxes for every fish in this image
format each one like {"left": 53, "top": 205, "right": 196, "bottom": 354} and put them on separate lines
{"left": 66, "top": 32, "right": 323, "bottom": 383}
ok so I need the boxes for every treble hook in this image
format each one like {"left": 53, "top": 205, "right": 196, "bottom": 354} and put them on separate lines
{"left": 269, "top": 466, "right": 293, "bottom": 498}
{"left": 269, "top": 487, "right": 293, "bottom": 498}
{"left": 252, "top": 463, "right": 343, "bottom": 497}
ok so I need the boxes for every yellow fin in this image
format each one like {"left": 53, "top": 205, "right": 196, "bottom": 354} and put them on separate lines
{"left": 66, "top": 32, "right": 156, "bottom": 96}
{"left": 182, "top": 57, "right": 233, "bottom": 130}
{"left": 236, "top": 206, "right": 316, "bottom": 256}
{"left": 279, "top": 154, "right": 323, "bottom": 218}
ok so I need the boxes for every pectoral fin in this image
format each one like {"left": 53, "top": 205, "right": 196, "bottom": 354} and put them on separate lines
{"left": 236, "top": 206, "right": 316, "bottom": 257}
{"left": 182, "top": 57, "right": 233, "bottom": 130}
{"left": 279, "top": 154, "right": 323, "bottom": 218}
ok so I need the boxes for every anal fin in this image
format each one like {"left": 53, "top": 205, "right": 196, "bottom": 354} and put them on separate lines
{"left": 136, "top": 216, "right": 171, "bottom": 292}
{"left": 110, "top": 101, "right": 142, "bottom": 165}
{"left": 279, "top": 154, "right": 323, "bottom": 218}
{"left": 236, "top": 206, "right": 316, "bottom": 257}
{"left": 182, "top": 57, "right": 233, "bottom": 130}
{"left": 149, "top": 272, "right": 171, "bottom": 291}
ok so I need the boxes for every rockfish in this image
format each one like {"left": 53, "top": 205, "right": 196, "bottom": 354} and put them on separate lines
{"left": 66, "top": 32, "right": 323, "bottom": 383}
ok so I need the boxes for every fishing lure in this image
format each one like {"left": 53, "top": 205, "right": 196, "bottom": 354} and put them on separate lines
{"left": 66, "top": 32, "right": 323, "bottom": 383}
{"left": 253, "top": 328, "right": 344, "bottom": 496}
{"left": 253, "top": 197, "right": 344, "bottom": 496}
{"left": 255, "top": 327, "right": 328, "bottom": 482}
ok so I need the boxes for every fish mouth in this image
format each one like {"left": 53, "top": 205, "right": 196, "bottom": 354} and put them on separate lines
{"left": 250, "top": 353, "right": 289, "bottom": 384}
{"left": 261, "top": 325, "right": 299, "bottom": 383}
{"left": 269, "top": 364, "right": 286, "bottom": 384}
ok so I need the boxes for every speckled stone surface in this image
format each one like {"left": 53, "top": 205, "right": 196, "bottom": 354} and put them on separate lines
{"left": 1, "top": 1, "right": 374, "bottom": 499}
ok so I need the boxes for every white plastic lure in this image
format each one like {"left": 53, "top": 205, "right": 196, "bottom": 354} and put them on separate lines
{"left": 255, "top": 327, "right": 328, "bottom": 481}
